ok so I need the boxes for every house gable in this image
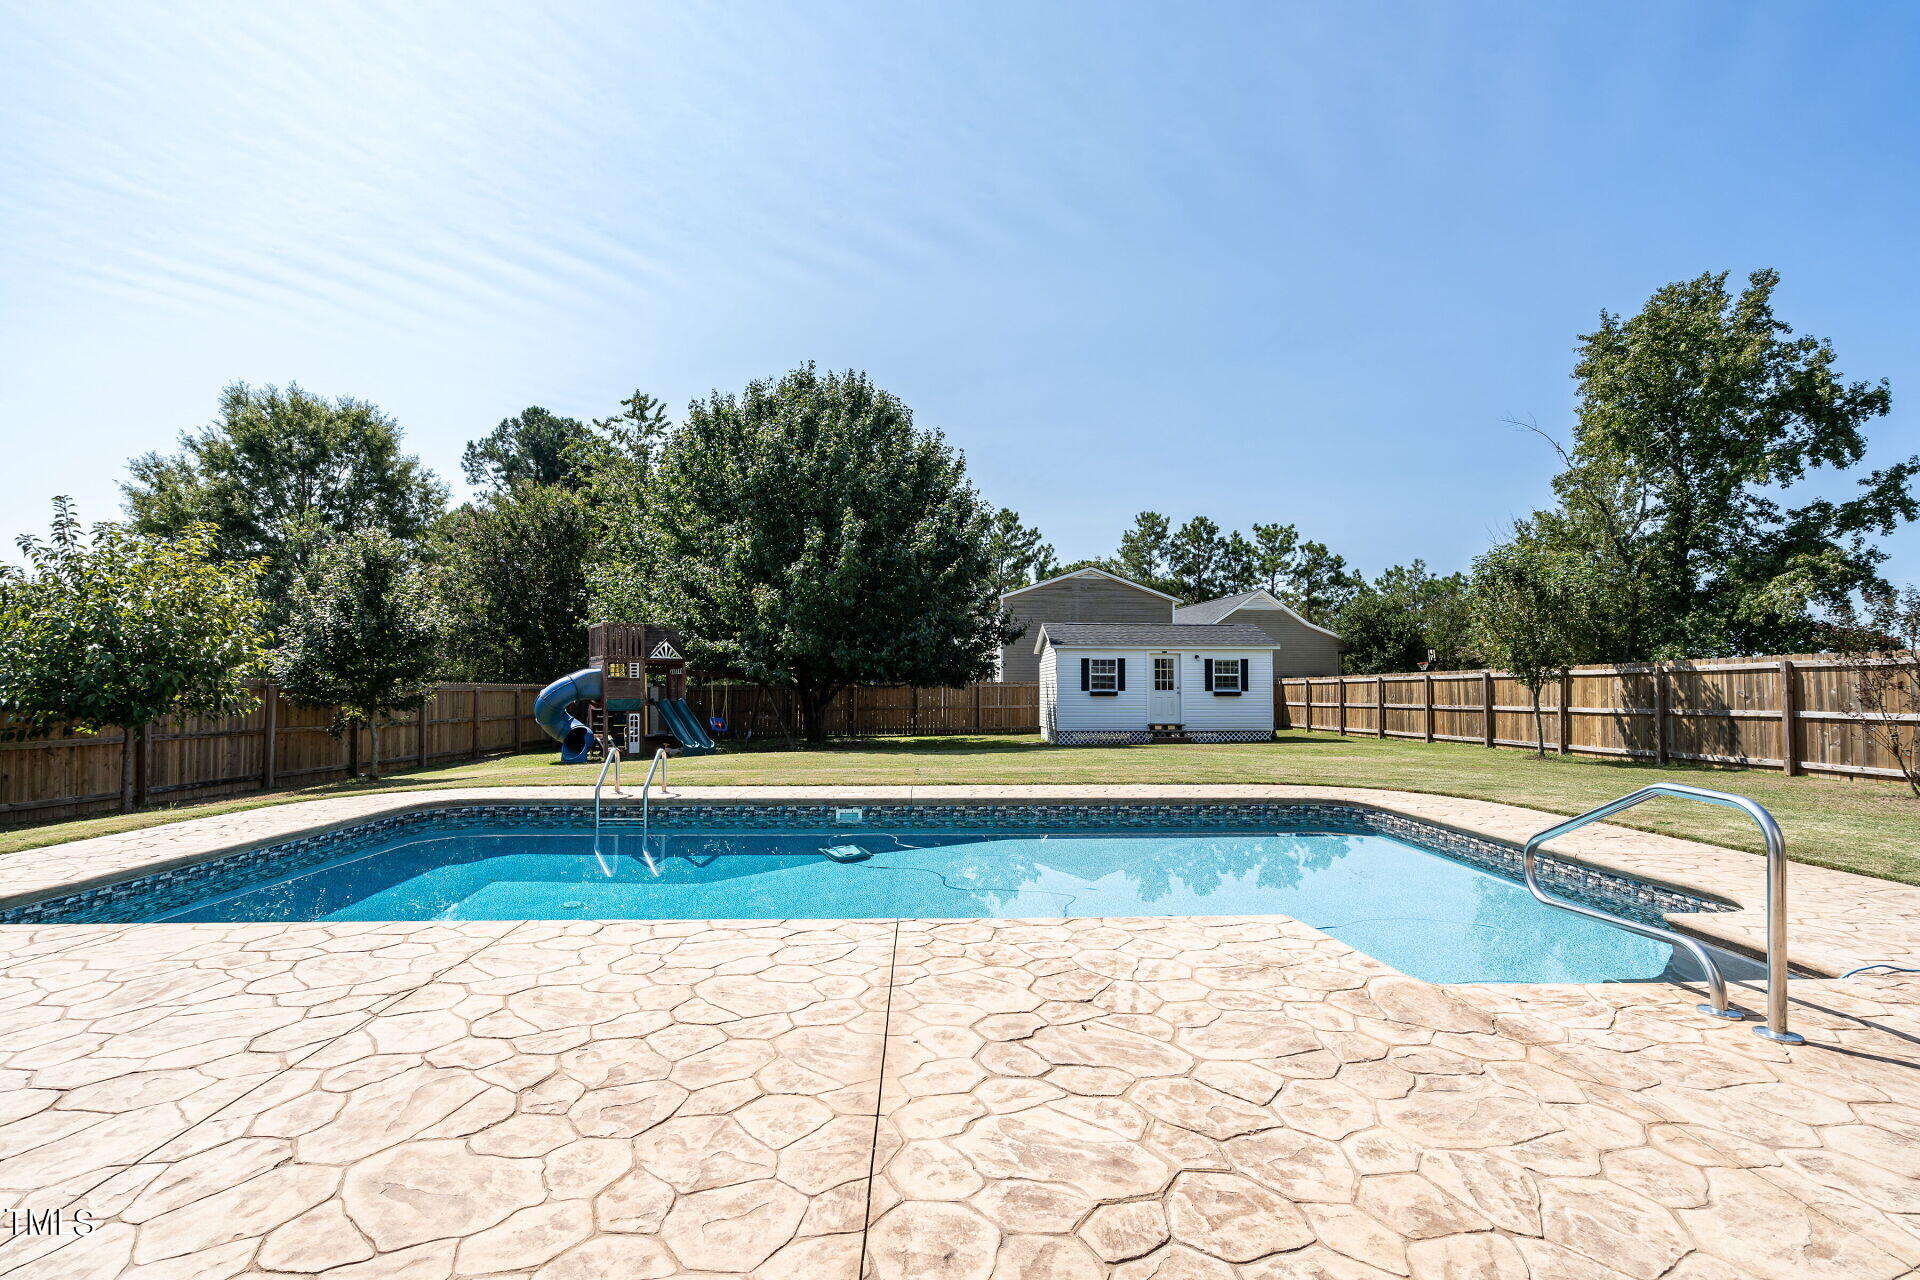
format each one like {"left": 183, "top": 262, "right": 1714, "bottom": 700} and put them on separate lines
{"left": 1001, "top": 566, "right": 1181, "bottom": 605}
{"left": 1173, "top": 589, "right": 1344, "bottom": 678}
{"left": 995, "top": 569, "right": 1178, "bottom": 683}
{"left": 1173, "top": 589, "right": 1342, "bottom": 641}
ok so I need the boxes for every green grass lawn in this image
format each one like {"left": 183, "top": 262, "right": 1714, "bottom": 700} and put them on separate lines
{"left": 5, "top": 731, "right": 1915, "bottom": 884}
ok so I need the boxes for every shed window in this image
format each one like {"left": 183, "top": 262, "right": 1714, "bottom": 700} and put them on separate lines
{"left": 1089, "top": 658, "right": 1119, "bottom": 693}
{"left": 1211, "top": 659, "right": 1242, "bottom": 693}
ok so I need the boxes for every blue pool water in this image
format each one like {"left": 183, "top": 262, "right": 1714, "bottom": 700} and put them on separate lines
{"left": 152, "top": 826, "right": 1733, "bottom": 985}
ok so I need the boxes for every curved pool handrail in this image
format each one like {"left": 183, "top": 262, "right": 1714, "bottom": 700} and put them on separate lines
{"left": 591, "top": 746, "right": 622, "bottom": 875}
{"left": 639, "top": 747, "right": 668, "bottom": 874}
{"left": 1523, "top": 782, "right": 1801, "bottom": 1045}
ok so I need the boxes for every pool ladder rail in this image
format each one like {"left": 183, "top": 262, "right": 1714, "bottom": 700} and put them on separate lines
{"left": 1523, "top": 782, "right": 1801, "bottom": 1045}
{"left": 592, "top": 746, "right": 669, "bottom": 876}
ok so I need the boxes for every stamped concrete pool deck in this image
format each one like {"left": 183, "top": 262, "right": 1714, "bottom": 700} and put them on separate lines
{"left": 2, "top": 785, "right": 1918, "bottom": 1278}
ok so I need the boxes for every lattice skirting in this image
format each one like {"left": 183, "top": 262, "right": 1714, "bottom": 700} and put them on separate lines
{"left": 1186, "top": 729, "right": 1275, "bottom": 744}
{"left": 1054, "top": 729, "right": 1152, "bottom": 746}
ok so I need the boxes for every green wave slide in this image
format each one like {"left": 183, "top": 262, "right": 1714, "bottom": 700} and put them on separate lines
{"left": 655, "top": 697, "right": 716, "bottom": 755}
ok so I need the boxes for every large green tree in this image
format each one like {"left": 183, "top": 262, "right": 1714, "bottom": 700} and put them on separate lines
{"left": 1250, "top": 522, "right": 1299, "bottom": 593}
{"left": 1087, "top": 513, "right": 1359, "bottom": 612}
{"left": 1288, "top": 542, "right": 1361, "bottom": 621}
{"left": 591, "top": 389, "right": 672, "bottom": 448}
{"left": 596, "top": 365, "right": 1018, "bottom": 743}
{"left": 984, "top": 508, "right": 1058, "bottom": 595}
{"left": 1530, "top": 269, "right": 1912, "bottom": 658}
{"left": 462, "top": 406, "right": 593, "bottom": 492}
{"left": 1164, "top": 516, "right": 1260, "bottom": 601}
{"left": 1333, "top": 561, "right": 1475, "bottom": 674}
{"left": 1470, "top": 540, "right": 1606, "bottom": 756}
{"left": 0, "top": 500, "right": 268, "bottom": 811}
{"left": 576, "top": 390, "right": 674, "bottom": 568}
{"left": 434, "top": 485, "right": 597, "bottom": 683}
{"left": 1100, "top": 512, "right": 1268, "bottom": 601}
{"left": 124, "top": 382, "right": 447, "bottom": 626}
{"left": 1248, "top": 522, "right": 1360, "bottom": 621}
{"left": 274, "top": 530, "right": 444, "bottom": 778}
{"left": 1113, "top": 512, "right": 1178, "bottom": 595}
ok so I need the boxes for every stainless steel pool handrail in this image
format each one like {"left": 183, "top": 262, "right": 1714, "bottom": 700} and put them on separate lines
{"left": 591, "top": 746, "right": 622, "bottom": 875}
{"left": 1522, "top": 783, "right": 1801, "bottom": 1045}
{"left": 637, "top": 748, "right": 668, "bottom": 875}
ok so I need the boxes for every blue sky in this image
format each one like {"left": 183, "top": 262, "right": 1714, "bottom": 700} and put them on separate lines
{"left": 3, "top": 1, "right": 1916, "bottom": 584}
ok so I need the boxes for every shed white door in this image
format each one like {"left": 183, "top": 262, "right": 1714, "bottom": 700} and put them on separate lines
{"left": 1148, "top": 653, "right": 1182, "bottom": 723}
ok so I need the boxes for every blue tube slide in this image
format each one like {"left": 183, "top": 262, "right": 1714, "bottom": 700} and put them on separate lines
{"left": 534, "top": 667, "right": 602, "bottom": 763}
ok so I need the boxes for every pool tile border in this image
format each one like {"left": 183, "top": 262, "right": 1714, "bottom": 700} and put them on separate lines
{"left": 0, "top": 799, "right": 1721, "bottom": 926}
{"left": 7, "top": 782, "right": 1917, "bottom": 976}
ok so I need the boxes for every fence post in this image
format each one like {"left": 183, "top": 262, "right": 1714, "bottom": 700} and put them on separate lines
{"left": 1302, "top": 681, "right": 1312, "bottom": 731}
{"left": 1423, "top": 674, "right": 1434, "bottom": 742}
{"left": 1336, "top": 679, "right": 1347, "bottom": 735}
{"left": 262, "top": 681, "right": 278, "bottom": 791}
{"left": 1376, "top": 676, "right": 1387, "bottom": 738}
{"left": 1778, "top": 658, "right": 1800, "bottom": 776}
{"left": 470, "top": 686, "right": 482, "bottom": 760}
{"left": 974, "top": 682, "right": 983, "bottom": 732}
{"left": 1482, "top": 671, "right": 1495, "bottom": 747}
{"left": 1558, "top": 672, "right": 1571, "bottom": 755}
{"left": 1653, "top": 666, "right": 1669, "bottom": 765}
{"left": 418, "top": 690, "right": 431, "bottom": 769}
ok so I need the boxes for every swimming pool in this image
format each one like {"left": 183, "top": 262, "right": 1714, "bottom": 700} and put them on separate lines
{"left": 13, "top": 802, "right": 1745, "bottom": 987}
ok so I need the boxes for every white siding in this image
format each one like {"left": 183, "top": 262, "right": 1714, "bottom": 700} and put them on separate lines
{"left": 1180, "top": 649, "right": 1274, "bottom": 731}
{"left": 1040, "top": 647, "right": 1274, "bottom": 737}
{"left": 1038, "top": 647, "right": 1059, "bottom": 742}
{"left": 1049, "top": 649, "right": 1151, "bottom": 733}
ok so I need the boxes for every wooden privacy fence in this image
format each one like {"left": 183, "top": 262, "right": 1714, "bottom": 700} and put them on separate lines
{"left": 2, "top": 682, "right": 549, "bottom": 826}
{"left": 1278, "top": 654, "right": 1916, "bottom": 782}
{"left": 683, "top": 680, "right": 1040, "bottom": 740}
{"left": 1, "top": 680, "right": 1043, "bottom": 826}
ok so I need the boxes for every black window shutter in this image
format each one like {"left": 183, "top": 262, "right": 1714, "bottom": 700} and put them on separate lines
{"left": 1116, "top": 659, "right": 1127, "bottom": 691}
{"left": 1204, "top": 659, "right": 1214, "bottom": 691}
{"left": 1080, "top": 658, "right": 1090, "bottom": 691}
{"left": 1240, "top": 658, "right": 1250, "bottom": 690}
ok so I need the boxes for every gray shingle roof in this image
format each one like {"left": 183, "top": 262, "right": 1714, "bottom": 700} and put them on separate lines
{"left": 1172, "top": 591, "right": 1262, "bottom": 624}
{"left": 1034, "top": 622, "right": 1277, "bottom": 653}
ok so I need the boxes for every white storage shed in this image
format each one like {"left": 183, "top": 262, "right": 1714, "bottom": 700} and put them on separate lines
{"left": 1035, "top": 622, "right": 1276, "bottom": 745}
